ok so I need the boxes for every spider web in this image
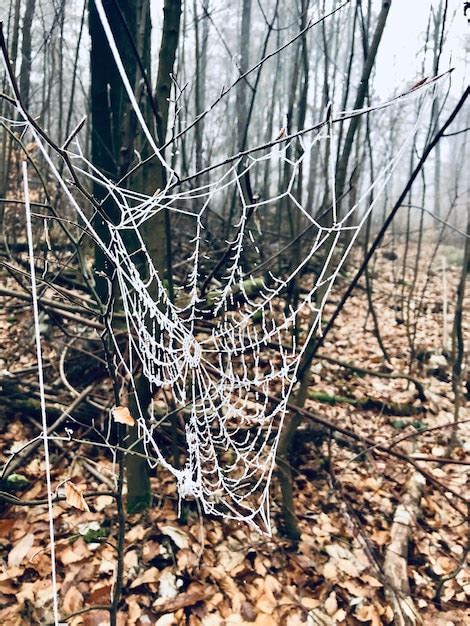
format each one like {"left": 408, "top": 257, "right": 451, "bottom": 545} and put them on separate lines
{"left": 2, "top": 1, "right": 436, "bottom": 533}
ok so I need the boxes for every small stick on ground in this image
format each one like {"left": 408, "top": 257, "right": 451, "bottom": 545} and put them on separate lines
{"left": 383, "top": 471, "right": 426, "bottom": 626}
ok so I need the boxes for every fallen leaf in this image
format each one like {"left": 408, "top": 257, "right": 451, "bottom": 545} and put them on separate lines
{"left": 337, "top": 557, "right": 360, "bottom": 577}
{"left": 88, "top": 583, "right": 112, "bottom": 604}
{"left": 324, "top": 591, "right": 338, "bottom": 616}
{"left": 58, "top": 539, "right": 90, "bottom": 565}
{"left": 355, "top": 604, "right": 381, "bottom": 624}
{"left": 255, "top": 593, "right": 276, "bottom": 614}
{"left": 130, "top": 566, "right": 160, "bottom": 588}
{"left": 161, "top": 525, "right": 190, "bottom": 549}
{"left": 125, "top": 598, "right": 141, "bottom": 625}
{"left": 155, "top": 616, "right": 177, "bottom": 626}
{"left": 63, "top": 586, "right": 84, "bottom": 613}
{"left": 153, "top": 585, "right": 207, "bottom": 615}
{"left": 95, "top": 495, "right": 114, "bottom": 511}
{"left": 159, "top": 569, "right": 180, "bottom": 599}
{"left": 334, "top": 608, "right": 347, "bottom": 622}
{"left": 323, "top": 561, "right": 338, "bottom": 580}
{"left": 216, "top": 545, "right": 245, "bottom": 573}
{"left": 0, "top": 519, "right": 15, "bottom": 538}
{"left": 8, "top": 533, "right": 34, "bottom": 567}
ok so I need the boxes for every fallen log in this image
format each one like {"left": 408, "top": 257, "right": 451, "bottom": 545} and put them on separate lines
{"left": 383, "top": 471, "right": 426, "bottom": 626}
{"left": 308, "top": 390, "right": 424, "bottom": 417}
{"left": 317, "top": 354, "right": 426, "bottom": 401}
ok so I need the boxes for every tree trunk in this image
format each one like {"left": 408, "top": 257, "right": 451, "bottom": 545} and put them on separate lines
{"left": 335, "top": 0, "right": 391, "bottom": 205}
{"left": 236, "top": 0, "right": 252, "bottom": 152}
{"left": 18, "top": 0, "right": 36, "bottom": 110}
{"left": 129, "top": 0, "right": 182, "bottom": 513}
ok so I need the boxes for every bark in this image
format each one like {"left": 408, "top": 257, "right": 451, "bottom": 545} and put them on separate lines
{"left": 334, "top": 0, "right": 391, "bottom": 205}
{"left": 89, "top": 0, "right": 140, "bottom": 300}
{"left": 383, "top": 472, "right": 425, "bottom": 626}
{"left": 89, "top": 0, "right": 150, "bottom": 512}
{"left": 128, "top": 0, "right": 182, "bottom": 513}
{"left": 449, "top": 206, "right": 469, "bottom": 448}
{"left": 18, "top": 0, "right": 36, "bottom": 110}
{"left": 194, "top": 0, "right": 209, "bottom": 175}
{"left": 236, "top": 0, "right": 252, "bottom": 152}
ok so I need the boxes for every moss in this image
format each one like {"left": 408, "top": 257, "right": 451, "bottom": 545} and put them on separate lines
{"left": 308, "top": 391, "right": 424, "bottom": 417}
{"left": 127, "top": 492, "right": 152, "bottom": 515}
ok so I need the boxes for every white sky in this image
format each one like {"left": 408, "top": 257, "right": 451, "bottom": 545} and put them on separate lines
{"left": 375, "top": 0, "right": 469, "bottom": 97}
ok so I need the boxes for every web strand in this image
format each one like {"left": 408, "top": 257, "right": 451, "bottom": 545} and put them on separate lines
{"left": 23, "top": 161, "right": 60, "bottom": 625}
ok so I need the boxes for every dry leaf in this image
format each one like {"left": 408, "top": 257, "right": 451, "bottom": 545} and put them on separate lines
{"left": 155, "top": 616, "right": 177, "bottom": 626}
{"left": 63, "top": 586, "right": 84, "bottom": 614}
{"left": 159, "top": 569, "right": 180, "bottom": 599}
{"left": 112, "top": 405, "right": 135, "bottom": 426}
{"left": 130, "top": 566, "right": 160, "bottom": 588}
{"left": 337, "top": 558, "right": 360, "bottom": 577}
{"left": 334, "top": 609, "right": 347, "bottom": 622}
{"left": 8, "top": 533, "right": 34, "bottom": 567}
{"left": 323, "top": 561, "right": 338, "bottom": 580}
{"left": 127, "top": 524, "right": 146, "bottom": 542}
{"left": 88, "top": 583, "right": 112, "bottom": 604}
{"left": 95, "top": 494, "right": 114, "bottom": 511}
{"left": 58, "top": 539, "right": 90, "bottom": 565}
{"left": 256, "top": 593, "right": 277, "bottom": 614}
{"left": 65, "top": 481, "right": 90, "bottom": 512}
{"left": 126, "top": 598, "right": 142, "bottom": 625}
{"left": 161, "top": 525, "right": 190, "bottom": 549}
{"left": 216, "top": 545, "right": 245, "bottom": 573}
{"left": 324, "top": 591, "right": 338, "bottom": 616}
{"left": 355, "top": 604, "right": 382, "bottom": 625}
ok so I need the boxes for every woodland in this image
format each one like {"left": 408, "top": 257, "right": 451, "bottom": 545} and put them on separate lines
{"left": 0, "top": 0, "right": 469, "bottom": 625}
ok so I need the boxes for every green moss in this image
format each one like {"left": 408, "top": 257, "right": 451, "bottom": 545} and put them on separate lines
{"left": 127, "top": 492, "right": 151, "bottom": 514}
{"left": 309, "top": 391, "right": 357, "bottom": 406}
{"left": 82, "top": 527, "right": 107, "bottom": 543}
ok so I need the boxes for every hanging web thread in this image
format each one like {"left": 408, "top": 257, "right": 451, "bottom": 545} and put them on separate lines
{"left": 23, "top": 162, "right": 60, "bottom": 625}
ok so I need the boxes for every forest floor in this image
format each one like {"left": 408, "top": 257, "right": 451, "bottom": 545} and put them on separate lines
{"left": 0, "top": 242, "right": 469, "bottom": 626}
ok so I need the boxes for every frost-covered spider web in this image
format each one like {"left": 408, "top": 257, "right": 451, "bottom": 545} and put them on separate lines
{"left": 3, "top": 0, "right": 438, "bottom": 534}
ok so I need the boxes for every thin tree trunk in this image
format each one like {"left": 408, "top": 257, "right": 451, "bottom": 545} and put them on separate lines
{"left": 449, "top": 206, "right": 469, "bottom": 449}
{"left": 335, "top": 0, "right": 391, "bottom": 207}
{"left": 18, "top": 0, "right": 36, "bottom": 110}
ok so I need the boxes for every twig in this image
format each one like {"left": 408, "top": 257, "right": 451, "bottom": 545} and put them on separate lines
{"left": 1, "top": 384, "right": 95, "bottom": 479}
{"left": 0, "top": 286, "right": 104, "bottom": 329}
{"left": 60, "top": 604, "right": 111, "bottom": 622}
{"left": 0, "top": 490, "right": 115, "bottom": 506}
{"left": 318, "top": 353, "right": 426, "bottom": 400}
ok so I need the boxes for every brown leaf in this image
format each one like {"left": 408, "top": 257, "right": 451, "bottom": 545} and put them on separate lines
{"left": 153, "top": 585, "right": 207, "bottom": 615}
{"left": 0, "top": 519, "right": 15, "bottom": 538}
{"left": 130, "top": 566, "right": 160, "bottom": 588}
{"left": 324, "top": 591, "right": 338, "bottom": 616}
{"left": 88, "top": 583, "right": 112, "bottom": 604}
{"left": 112, "top": 405, "right": 135, "bottom": 426}
{"left": 63, "top": 586, "right": 84, "bottom": 614}
{"left": 8, "top": 533, "right": 34, "bottom": 567}
{"left": 58, "top": 539, "right": 90, "bottom": 565}
{"left": 161, "top": 525, "right": 190, "bottom": 549}
{"left": 355, "top": 604, "right": 381, "bottom": 624}
{"left": 323, "top": 561, "right": 338, "bottom": 580}
{"left": 65, "top": 481, "right": 90, "bottom": 512}
{"left": 82, "top": 610, "right": 112, "bottom": 626}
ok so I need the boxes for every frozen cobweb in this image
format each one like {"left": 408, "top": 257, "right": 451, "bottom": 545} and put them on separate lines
{"left": 2, "top": 0, "right": 438, "bottom": 534}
